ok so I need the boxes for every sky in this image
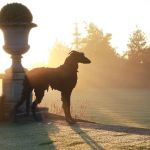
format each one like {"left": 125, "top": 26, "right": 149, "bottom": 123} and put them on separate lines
{"left": 0, "top": 0, "right": 150, "bottom": 72}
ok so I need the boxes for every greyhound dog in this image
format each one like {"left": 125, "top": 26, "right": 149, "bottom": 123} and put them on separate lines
{"left": 15, "top": 51, "right": 91, "bottom": 123}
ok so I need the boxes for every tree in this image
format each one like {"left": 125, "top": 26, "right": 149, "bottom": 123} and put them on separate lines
{"left": 81, "top": 23, "right": 118, "bottom": 65}
{"left": 77, "top": 23, "right": 122, "bottom": 88}
{"left": 127, "top": 28, "right": 148, "bottom": 64}
{"left": 48, "top": 40, "right": 69, "bottom": 67}
{"left": 141, "top": 47, "right": 150, "bottom": 66}
{"left": 72, "top": 22, "right": 81, "bottom": 50}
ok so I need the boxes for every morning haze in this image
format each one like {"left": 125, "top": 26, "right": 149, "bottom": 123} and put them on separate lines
{"left": 0, "top": 0, "right": 150, "bottom": 128}
{"left": 0, "top": 1, "right": 150, "bottom": 149}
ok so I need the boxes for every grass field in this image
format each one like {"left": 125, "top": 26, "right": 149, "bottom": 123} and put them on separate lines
{"left": 0, "top": 85, "right": 150, "bottom": 149}
{"left": 42, "top": 88, "right": 150, "bottom": 129}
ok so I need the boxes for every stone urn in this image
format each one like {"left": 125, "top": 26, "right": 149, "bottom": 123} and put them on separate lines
{"left": 0, "top": 3, "right": 37, "bottom": 117}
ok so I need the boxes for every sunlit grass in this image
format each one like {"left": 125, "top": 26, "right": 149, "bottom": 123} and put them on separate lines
{"left": 40, "top": 97, "right": 87, "bottom": 120}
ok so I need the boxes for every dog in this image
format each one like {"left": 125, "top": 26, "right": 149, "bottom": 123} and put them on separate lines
{"left": 15, "top": 51, "right": 91, "bottom": 123}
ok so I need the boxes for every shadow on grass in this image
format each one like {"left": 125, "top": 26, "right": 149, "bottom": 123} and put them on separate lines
{"left": 0, "top": 117, "right": 59, "bottom": 150}
{"left": 77, "top": 122, "right": 150, "bottom": 136}
{"left": 46, "top": 113, "right": 150, "bottom": 136}
{"left": 70, "top": 123, "right": 105, "bottom": 150}
{"left": 2, "top": 112, "right": 149, "bottom": 150}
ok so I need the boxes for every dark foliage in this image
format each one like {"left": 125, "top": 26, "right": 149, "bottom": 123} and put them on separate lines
{"left": 0, "top": 3, "right": 33, "bottom": 23}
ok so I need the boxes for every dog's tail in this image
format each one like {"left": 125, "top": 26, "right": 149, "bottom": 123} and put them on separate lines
{"left": 23, "top": 75, "right": 31, "bottom": 91}
{"left": 21, "top": 75, "right": 32, "bottom": 102}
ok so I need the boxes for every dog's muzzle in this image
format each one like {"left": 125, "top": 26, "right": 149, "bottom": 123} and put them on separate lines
{"left": 82, "top": 57, "right": 91, "bottom": 64}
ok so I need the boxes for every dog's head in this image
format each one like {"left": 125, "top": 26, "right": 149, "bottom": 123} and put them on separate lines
{"left": 69, "top": 51, "right": 91, "bottom": 64}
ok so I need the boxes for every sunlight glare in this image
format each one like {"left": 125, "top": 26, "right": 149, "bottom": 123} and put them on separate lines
{"left": 0, "top": 0, "right": 150, "bottom": 72}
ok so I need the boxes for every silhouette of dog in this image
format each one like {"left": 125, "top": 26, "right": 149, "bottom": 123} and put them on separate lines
{"left": 15, "top": 51, "right": 91, "bottom": 123}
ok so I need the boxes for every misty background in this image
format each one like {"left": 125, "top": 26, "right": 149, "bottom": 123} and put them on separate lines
{"left": 1, "top": 22, "right": 150, "bottom": 128}
{"left": 48, "top": 23, "right": 150, "bottom": 89}
{"left": 38, "top": 22, "right": 150, "bottom": 128}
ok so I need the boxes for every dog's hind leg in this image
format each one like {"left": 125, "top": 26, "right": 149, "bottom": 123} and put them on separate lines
{"left": 31, "top": 88, "right": 44, "bottom": 121}
{"left": 14, "top": 88, "right": 32, "bottom": 115}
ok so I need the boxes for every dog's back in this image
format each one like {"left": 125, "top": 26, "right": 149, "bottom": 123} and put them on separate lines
{"left": 25, "top": 67, "right": 54, "bottom": 90}
{"left": 25, "top": 66, "right": 77, "bottom": 91}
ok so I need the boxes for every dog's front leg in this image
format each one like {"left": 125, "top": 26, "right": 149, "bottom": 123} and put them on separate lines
{"left": 32, "top": 89, "right": 44, "bottom": 121}
{"left": 61, "top": 91, "right": 75, "bottom": 124}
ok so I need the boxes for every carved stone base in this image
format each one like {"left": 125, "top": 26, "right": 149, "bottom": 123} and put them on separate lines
{"left": 2, "top": 71, "right": 32, "bottom": 119}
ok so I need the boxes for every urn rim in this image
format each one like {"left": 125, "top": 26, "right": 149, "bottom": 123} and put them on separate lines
{"left": 0, "top": 22, "right": 37, "bottom": 28}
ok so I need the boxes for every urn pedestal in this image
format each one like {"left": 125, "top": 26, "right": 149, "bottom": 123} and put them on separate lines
{"left": 0, "top": 3, "right": 37, "bottom": 120}
{"left": 2, "top": 72, "right": 26, "bottom": 114}
{"left": 0, "top": 24, "right": 36, "bottom": 117}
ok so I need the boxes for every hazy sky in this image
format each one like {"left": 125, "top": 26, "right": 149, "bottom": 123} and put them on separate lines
{"left": 0, "top": 0, "right": 150, "bottom": 72}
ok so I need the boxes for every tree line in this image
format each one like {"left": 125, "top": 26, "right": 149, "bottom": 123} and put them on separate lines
{"left": 48, "top": 23, "right": 150, "bottom": 88}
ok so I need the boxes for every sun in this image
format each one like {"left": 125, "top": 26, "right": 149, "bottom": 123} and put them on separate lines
{"left": 0, "top": 28, "right": 50, "bottom": 73}
{"left": 0, "top": 52, "right": 11, "bottom": 73}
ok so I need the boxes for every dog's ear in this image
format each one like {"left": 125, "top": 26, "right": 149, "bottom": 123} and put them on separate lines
{"left": 69, "top": 50, "right": 77, "bottom": 55}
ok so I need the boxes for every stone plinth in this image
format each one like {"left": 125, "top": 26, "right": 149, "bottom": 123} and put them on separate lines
{"left": 3, "top": 72, "right": 26, "bottom": 111}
